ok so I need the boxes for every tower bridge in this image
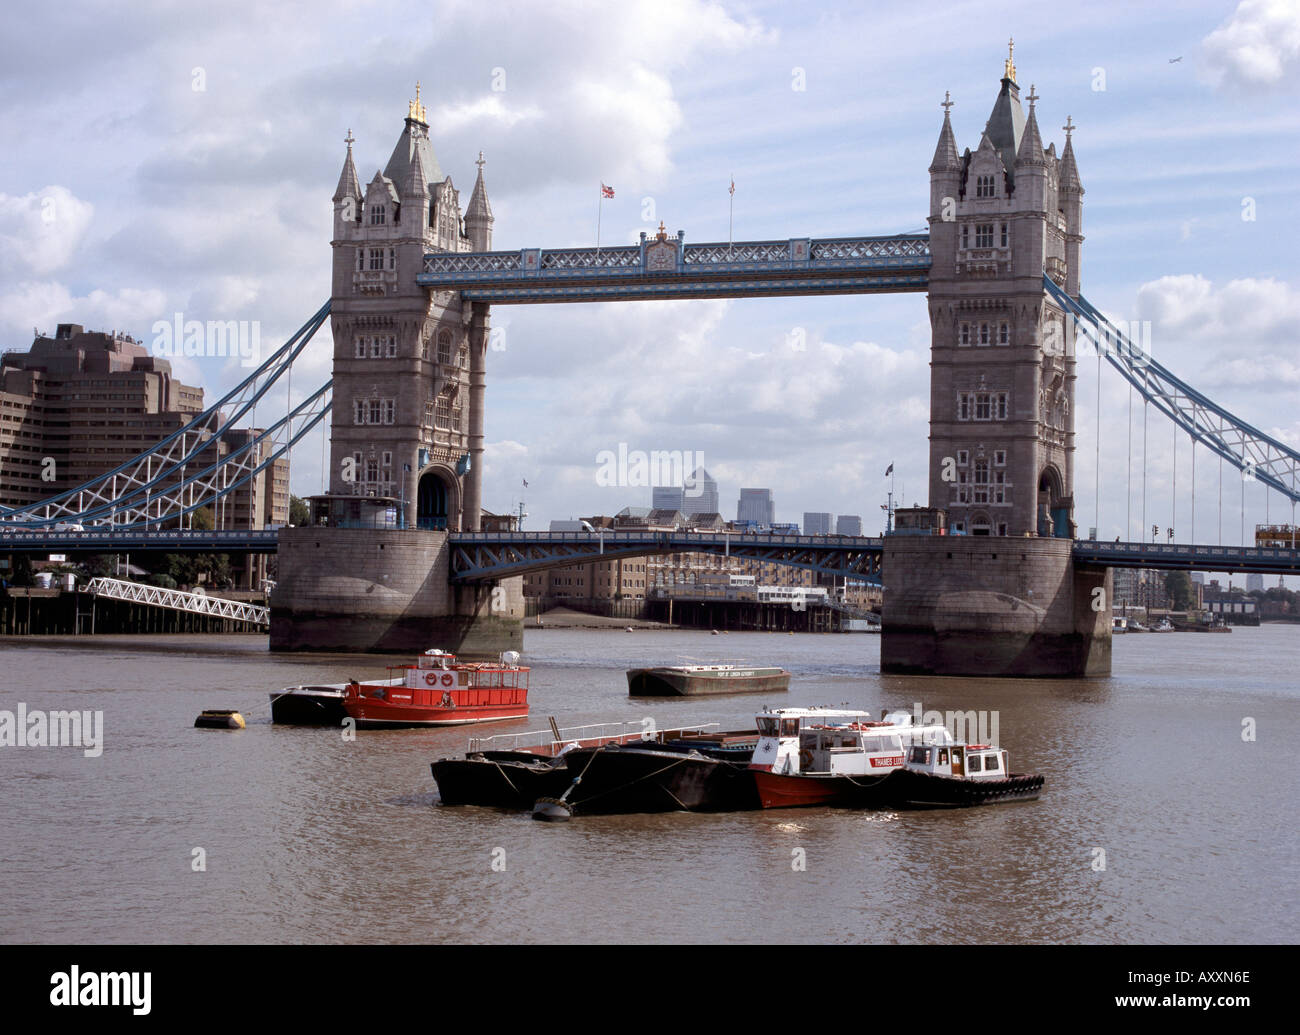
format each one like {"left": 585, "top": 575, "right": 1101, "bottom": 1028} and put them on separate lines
{"left": 5, "top": 49, "right": 1299, "bottom": 674}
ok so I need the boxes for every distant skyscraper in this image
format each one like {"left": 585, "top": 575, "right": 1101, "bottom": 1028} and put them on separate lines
{"left": 1246, "top": 573, "right": 1264, "bottom": 592}
{"left": 652, "top": 485, "right": 684, "bottom": 511}
{"left": 681, "top": 467, "right": 719, "bottom": 516}
{"left": 803, "top": 512, "right": 833, "bottom": 536}
{"left": 836, "top": 514, "right": 862, "bottom": 536}
{"left": 737, "top": 488, "right": 775, "bottom": 526}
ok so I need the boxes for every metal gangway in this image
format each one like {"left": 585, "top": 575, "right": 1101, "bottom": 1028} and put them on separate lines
{"left": 82, "top": 577, "right": 269, "bottom": 628}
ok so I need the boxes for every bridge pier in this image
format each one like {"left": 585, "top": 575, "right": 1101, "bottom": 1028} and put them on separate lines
{"left": 881, "top": 536, "right": 1111, "bottom": 678}
{"left": 270, "top": 527, "right": 523, "bottom": 656}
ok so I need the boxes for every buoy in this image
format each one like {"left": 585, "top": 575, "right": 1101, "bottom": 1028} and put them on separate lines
{"left": 195, "top": 710, "right": 245, "bottom": 730}
{"left": 531, "top": 797, "right": 572, "bottom": 822}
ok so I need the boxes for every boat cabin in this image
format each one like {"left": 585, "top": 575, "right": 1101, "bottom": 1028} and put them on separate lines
{"left": 904, "top": 743, "right": 1009, "bottom": 781}
{"left": 750, "top": 707, "right": 954, "bottom": 775}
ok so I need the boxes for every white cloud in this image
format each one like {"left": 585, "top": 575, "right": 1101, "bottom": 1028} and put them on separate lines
{"left": 1202, "top": 0, "right": 1300, "bottom": 89}
{"left": 0, "top": 188, "right": 94, "bottom": 277}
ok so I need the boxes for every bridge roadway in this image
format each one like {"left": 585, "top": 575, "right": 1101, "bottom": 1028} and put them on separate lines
{"left": 4, "top": 529, "right": 1298, "bottom": 580}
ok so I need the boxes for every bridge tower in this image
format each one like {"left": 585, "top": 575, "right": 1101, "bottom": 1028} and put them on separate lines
{"left": 925, "top": 45, "right": 1083, "bottom": 537}
{"left": 271, "top": 88, "right": 522, "bottom": 655}
{"left": 882, "top": 45, "right": 1109, "bottom": 677}
{"left": 327, "top": 85, "right": 493, "bottom": 532}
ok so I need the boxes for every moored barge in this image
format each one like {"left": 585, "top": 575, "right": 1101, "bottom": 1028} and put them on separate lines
{"left": 627, "top": 663, "right": 790, "bottom": 696}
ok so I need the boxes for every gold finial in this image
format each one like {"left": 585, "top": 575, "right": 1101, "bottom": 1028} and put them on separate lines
{"left": 657, "top": 221, "right": 667, "bottom": 240}
{"left": 408, "top": 81, "right": 427, "bottom": 123}
{"left": 1005, "top": 37, "right": 1016, "bottom": 82}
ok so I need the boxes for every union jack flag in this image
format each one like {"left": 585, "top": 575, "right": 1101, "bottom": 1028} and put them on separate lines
{"left": 601, "top": 183, "right": 615, "bottom": 198}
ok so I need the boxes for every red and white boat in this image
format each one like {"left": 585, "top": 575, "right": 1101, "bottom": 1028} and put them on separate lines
{"left": 748, "top": 706, "right": 954, "bottom": 809}
{"left": 341, "top": 649, "right": 529, "bottom": 728}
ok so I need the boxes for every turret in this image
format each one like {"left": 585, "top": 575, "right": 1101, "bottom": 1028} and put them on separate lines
{"left": 465, "top": 152, "right": 494, "bottom": 252}
{"left": 1059, "top": 117, "right": 1084, "bottom": 295}
{"left": 333, "top": 130, "right": 363, "bottom": 235}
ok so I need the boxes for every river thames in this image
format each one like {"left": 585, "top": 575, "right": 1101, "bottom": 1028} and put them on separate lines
{"left": 1, "top": 626, "right": 1295, "bottom": 944}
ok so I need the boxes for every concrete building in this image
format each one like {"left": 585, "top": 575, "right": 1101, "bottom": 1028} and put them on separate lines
{"left": 836, "top": 514, "right": 863, "bottom": 536}
{"left": 1247, "top": 573, "right": 1264, "bottom": 593}
{"left": 803, "top": 512, "right": 833, "bottom": 536}
{"left": 651, "top": 486, "right": 684, "bottom": 512}
{"left": 737, "top": 488, "right": 775, "bottom": 527}
{"left": 680, "top": 466, "right": 719, "bottom": 517}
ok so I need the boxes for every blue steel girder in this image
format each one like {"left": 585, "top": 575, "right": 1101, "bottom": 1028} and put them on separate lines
{"left": 1044, "top": 277, "right": 1300, "bottom": 505}
{"left": 418, "top": 234, "right": 932, "bottom": 303}
{"left": 1072, "top": 539, "right": 1300, "bottom": 576}
{"left": 0, "top": 528, "right": 280, "bottom": 554}
{"left": 447, "top": 531, "right": 884, "bottom": 582}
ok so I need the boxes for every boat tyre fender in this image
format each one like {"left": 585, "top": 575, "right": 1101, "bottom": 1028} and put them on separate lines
{"left": 441, "top": 673, "right": 454, "bottom": 687}
{"left": 799, "top": 749, "right": 813, "bottom": 770}
{"left": 425, "top": 672, "right": 438, "bottom": 686}
{"left": 441, "top": 692, "right": 455, "bottom": 708}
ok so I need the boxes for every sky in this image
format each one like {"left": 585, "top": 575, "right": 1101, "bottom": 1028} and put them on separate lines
{"left": 2, "top": 0, "right": 1298, "bottom": 551}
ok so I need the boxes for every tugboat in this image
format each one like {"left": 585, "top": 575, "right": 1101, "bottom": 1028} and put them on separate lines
{"left": 890, "top": 742, "right": 1044, "bottom": 807}
{"left": 748, "top": 706, "right": 955, "bottom": 809}
{"left": 627, "top": 663, "right": 790, "bottom": 697}
{"left": 343, "top": 649, "right": 529, "bottom": 728}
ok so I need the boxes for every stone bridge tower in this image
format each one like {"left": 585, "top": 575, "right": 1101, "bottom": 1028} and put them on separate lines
{"left": 925, "top": 43, "right": 1084, "bottom": 538}
{"left": 881, "top": 45, "right": 1109, "bottom": 678}
{"left": 271, "top": 88, "right": 521, "bottom": 656}
{"left": 328, "top": 85, "right": 494, "bottom": 531}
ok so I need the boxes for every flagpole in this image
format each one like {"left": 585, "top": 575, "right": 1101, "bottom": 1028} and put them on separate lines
{"left": 596, "top": 184, "right": 603, "bottom": 258}
{"left": 728, "top": 174, "right": 734, "bottom": 257}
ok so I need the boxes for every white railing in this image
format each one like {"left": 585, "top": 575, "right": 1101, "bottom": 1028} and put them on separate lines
{"left": 83, "top": 577, "right": 269, "bottom": 626}
{"left": 540, "top": 247, "right": 642, "bottom": 269}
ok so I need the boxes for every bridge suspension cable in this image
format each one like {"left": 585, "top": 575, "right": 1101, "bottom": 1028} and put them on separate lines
{"left": 1046, "top": 277, "right": 1300, "bottom": 513}
{"left": 1, "top": 301, "right": 332, "bottom": 525}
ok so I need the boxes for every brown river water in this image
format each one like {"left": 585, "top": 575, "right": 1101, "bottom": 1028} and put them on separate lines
{"left": 0, "top": 626, "right": 1295, "bottom": 944}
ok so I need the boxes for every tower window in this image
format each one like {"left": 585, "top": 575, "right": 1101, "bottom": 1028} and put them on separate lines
{"left": 383, "top": 400, "right": 395, "bottom": 424}
{"left": 1000, "top": 223, "right": 1009, "bottom": 247}
{"left": 369, "top": 339, "right": 381, "bottom": 358}
{"left": 369, "top": 204, "right": 386, "bottom": 226}
{"left": 369, "top": 248, "right": 384, "bottom": 271}
{"left": 957, "top": 450, "right": 969, "bottom": 467}
{"left": 354, "top": 338, "right": 366, "bottom": 359}
{"left": 974, "top": 393, "right": 991, "bottom": 420}
{"left": 388, "top": 248, "right": 396, "bottom": 272}
{"left": 960, "top": 224, "right": 970, "bottom": 249}
{"left": 356, "top": 248, "right": 365, "bottom": 272}
{"left": 975, "top": 174, "right": 996, "bottom": 198}
{"left": 979, "top": 323, "right": 991, "bottom": 346}
{"left": 437, "top": 329, "right": 453, "bottom": 366}
{"left": 998, "top": 322, "right": 1010, "bottom": 345}
{"left": 994, "top": 450, "right": 1006, "bottom": 466}
{"left": 384, "top": 336, "right": 397, "bottom": 358}
{"left": 975, "top": 224, "right": 994, "bottom": 248}
{"left": 959, "top": 323, "right": 971, "bottom": 346}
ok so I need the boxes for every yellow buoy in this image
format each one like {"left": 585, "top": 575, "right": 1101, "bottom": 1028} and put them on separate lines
{"left": 195, "top": 710, "right": 246, "bottom": 730}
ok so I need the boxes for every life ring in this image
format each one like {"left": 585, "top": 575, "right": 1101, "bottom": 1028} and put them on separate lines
{"left": 799, "top": 749, "right": 813, "bottom": 770}
{"left": 441, "top": 692, "right": 455, "bottom": 708}
{"left": 424, "top": 672, "right": 438, "bottom": 686}
{"left": 441, "top": 673, "right": 454, "bottom": 687}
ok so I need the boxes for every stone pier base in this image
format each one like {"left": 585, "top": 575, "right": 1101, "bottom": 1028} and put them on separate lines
{"left": 269, "top": 527, "right": 523, "bottom": 658}
{"left": 881, "top": 536, "right": 1110, "bottom": 678}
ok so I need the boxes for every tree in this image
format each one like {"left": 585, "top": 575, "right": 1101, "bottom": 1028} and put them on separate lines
{"left": 289, "top": 495, "right": 310, "bottom": 527}
{"left": 1164, "top": 571, "right": 1193, "bottom": 611}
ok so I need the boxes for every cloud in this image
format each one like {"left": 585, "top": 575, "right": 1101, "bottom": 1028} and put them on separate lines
{"left": 0, "top": 188, "right": 94, "bottom": 277}
{"left": 1202, "top": 0, "right": 1300, "bottom": 89}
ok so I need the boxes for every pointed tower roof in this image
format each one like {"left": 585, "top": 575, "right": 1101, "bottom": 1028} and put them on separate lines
{"left": 983, "top": 41, "right": 1026, "bottom": 185}
{"left": 929, "top": 92, "right": 961, "bottom": 173}
{"left": 384, "top": 83, "right": 444, "bottom": 190}
{"left": 1016, "top": 85, "right": 1047, "bottom": 168}
{"left": 405, "top": 124, "right": 430, "bottom": 198}
{"left": 1060, "top": 116, "right": 1083, "bottom": 193}
{"left": 466, "top": 151, "right": 494, "bottom": 222}
{"left": 333, "top": 129, "right": 362, "bottom": 203}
